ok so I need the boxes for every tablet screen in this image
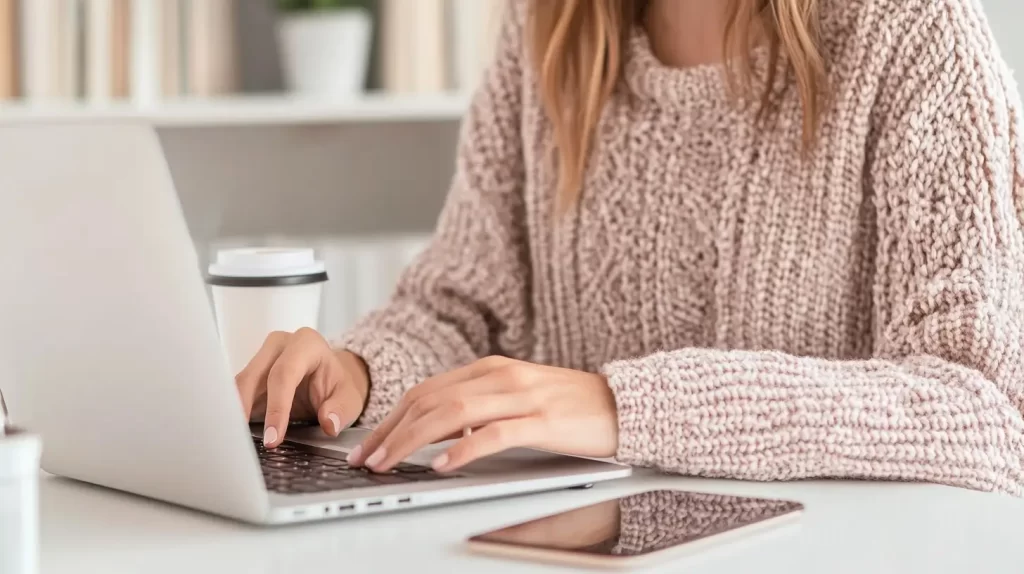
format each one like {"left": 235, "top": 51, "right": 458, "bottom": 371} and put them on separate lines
{"left": 470, "top": 490, "right": 803, "bottom": 557}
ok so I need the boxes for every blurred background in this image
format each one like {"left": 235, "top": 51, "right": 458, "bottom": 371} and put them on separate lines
{"left": 0, "top": 0, "right": 503, "bottom": 336}
{"left": 0, "top": 0, "right": 1022, "bottom": 336}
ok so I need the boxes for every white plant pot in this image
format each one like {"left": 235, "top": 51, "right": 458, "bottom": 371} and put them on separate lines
{"left": 277, "top": 9, "right": 373, "bottom": 96}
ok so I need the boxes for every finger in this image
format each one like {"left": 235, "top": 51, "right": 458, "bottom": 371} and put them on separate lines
{"left": 433, "top": 430, "right": 471, "bottom": 444}
{"left": 366, "top": 391, "right": 538, "bottom": 472}
{"left": 234, "top": 332, "right": 289, "bottom": 421}
{"left": 432, "top": 418, "right": 542, "bottom": 472}
{"left": 263, "top": 330, "right": 325, "bottom": 447}
{"left": 414, "top": 355, "right": 513, "bottom": 393}
{"left": 316, "top": 376, "right": 364, "bottom": 437}
{"left": 351, "top": 368, "right": 522, "bottom": 467}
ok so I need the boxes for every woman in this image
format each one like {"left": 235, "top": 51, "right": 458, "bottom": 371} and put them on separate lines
{"left": 236, "top": 0, "right": 1024, "bottom": 495}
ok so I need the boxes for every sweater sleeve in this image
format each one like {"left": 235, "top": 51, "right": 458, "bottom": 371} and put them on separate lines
{"left": 335, "top": 4, "right": 531, "bottom": 426}
{"left": 602, "top": 2, "right": 1024, "bottom": 495}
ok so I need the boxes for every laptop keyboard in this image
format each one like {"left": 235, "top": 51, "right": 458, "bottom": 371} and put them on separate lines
{"left": 253, "top": 436, "right": 459, "bottom": 495}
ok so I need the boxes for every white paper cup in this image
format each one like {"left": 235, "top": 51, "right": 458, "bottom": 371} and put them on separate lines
{"left": 207, "top": 248, "right": 329, "bottom": 375}
{"left": 0, "top": 429, "right": 42, "bottom": 574}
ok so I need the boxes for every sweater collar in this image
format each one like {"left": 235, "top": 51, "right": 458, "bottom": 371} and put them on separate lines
{"left": 624, "top": 27, "right": 773, "bottom": 109}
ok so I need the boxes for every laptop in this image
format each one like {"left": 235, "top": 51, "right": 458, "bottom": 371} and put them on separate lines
{"left": 0, "top": 123, "right": 632, "bottom": 525}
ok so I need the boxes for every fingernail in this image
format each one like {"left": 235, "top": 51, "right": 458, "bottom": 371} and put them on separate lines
{"left": 432, "top": 453, "right": 450, "bottom": 471}
{"left": 365, "top": 447, "right": 387, "bottom": 469}
{"left": 346, "top": 445, "right": 363, "bottom": 465}
{"left": 328, "top": 413, "right": 341, "bottom": 435}
{"left": 263, "top": 426, "right": 278, "bottom": 447}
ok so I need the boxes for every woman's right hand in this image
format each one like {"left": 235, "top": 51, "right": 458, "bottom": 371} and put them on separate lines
{"left": 235, "top": 328, "right": 370, "bottom": 448}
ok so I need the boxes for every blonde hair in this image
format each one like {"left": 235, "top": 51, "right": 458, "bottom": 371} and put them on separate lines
{"left": 529, "top": 0, "right": 828, "bottom": 208}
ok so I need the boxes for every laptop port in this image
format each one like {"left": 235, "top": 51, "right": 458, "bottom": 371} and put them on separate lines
{"left": 338, "top": 504, "right": 355, "bottom": 512}
{"left": 367, "top": 500, "right": 383, "bottom": 508}
{"left": 398, "top": 497, "right": 412, "bottom": 504}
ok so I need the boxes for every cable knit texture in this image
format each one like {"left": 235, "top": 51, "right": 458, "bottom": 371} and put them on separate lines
{"left": 338, "top": 0, "right": 1024, "bottom": 496}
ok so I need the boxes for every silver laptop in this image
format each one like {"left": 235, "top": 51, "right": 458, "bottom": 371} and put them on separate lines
{"left": 0, "top": 123, "right": 631, "bottom": 525}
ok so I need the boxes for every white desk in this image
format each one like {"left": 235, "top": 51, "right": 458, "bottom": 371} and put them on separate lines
{"left": 40, "top": 472, "right": 1024, "bottom": 574}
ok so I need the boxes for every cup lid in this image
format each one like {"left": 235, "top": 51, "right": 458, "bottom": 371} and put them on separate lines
{"left": 206, "top": 248, "right": 328, "bottom": 287}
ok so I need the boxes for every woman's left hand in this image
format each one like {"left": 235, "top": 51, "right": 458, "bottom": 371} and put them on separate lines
{"left": 347, "top": 356, "right": 619, "bottom": 473}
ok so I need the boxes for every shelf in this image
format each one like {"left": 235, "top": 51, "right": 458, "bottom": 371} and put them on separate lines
{"left": 0, "top": 93, "right": 472, "bottom": 127}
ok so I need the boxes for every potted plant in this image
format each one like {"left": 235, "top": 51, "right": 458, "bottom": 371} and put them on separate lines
{"left": 276, "top": 0, "right": 374, "bottom": 96}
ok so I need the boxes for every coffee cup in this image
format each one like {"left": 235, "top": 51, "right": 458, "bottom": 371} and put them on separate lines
{"left": 206, "top": 248, "right": 329, "bottom": 375}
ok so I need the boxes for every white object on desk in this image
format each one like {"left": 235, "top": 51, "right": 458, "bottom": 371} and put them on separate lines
{"left": 1, "top": 430, "right": 42, "bottom": 574}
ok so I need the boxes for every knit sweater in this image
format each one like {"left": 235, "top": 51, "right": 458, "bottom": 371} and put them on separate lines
{"left": 339, "top": 0, "right": 1024, "bottom": 495}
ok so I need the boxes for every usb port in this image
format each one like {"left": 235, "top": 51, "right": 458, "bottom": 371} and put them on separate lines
{"left": 398, "top": 497, "right": 412, "bottom": 504}
{"left": 367, "top": 500, "right": 383, "bottom": 507}
{"left": 338, "top": 504, "right": 355, "bottom": 512}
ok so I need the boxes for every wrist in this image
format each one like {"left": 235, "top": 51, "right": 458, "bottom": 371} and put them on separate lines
{"left": 335, "top": 349, "right": 371, "bottom": 412}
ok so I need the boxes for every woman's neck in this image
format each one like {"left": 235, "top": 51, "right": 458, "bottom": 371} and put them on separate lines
{"left": 643, "top": 0, "right": 731, "bottom": 68}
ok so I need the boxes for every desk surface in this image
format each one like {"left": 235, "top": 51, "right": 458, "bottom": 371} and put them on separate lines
{"left": 41, "top": 472, "right": 1024, "bottom": 574}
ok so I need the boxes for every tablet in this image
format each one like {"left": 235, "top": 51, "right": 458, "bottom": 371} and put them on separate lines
{"left": 467, "top": 489, "right": 803, "bottom": 569}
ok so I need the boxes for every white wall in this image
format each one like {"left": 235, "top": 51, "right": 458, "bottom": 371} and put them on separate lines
{"left": 983, "top": 0, "right": 1024, "bottom": 74}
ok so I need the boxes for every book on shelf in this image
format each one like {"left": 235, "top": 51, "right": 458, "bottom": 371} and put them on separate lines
{"left": 187, "top": 0, "right": 237, "bottom": 97}
{"left": 161, "top": 0, "right": 184, "bottom": 97}
{"left": 380, "top": 0, "right": 447, "bottom": 94}
{"left": 379, "top": 0, "right": 504, "bottom": 95}
{"left": 448, "top": 0, "right": 504, "bottom": 93}
{"left": 410, "top": 0, "right": 446, "bottom": 93}
{"left": 111, "top": 0, "right": 132, "bottom": 99}
{"left": 130, "top": 0, "right": 159, "bottom": 104}
{"left": 379, "top": 0, "right": 412, "bottom": 93}
{"left": 8, "top": 0, "right": 239, "bottom": 104}
{"left": 3, "top": 0, "right": 505, "bottom": 105}
{"left": 58, "top": 0, "right": 85, "bottom": 99}
{"left": 0, "top": 0, "right": 15, "bottom": 99}
{"left": 20, "top": 0, "right": 61, "bottom": 100}
{"left": 86, "top": 0, "right": 112, "bottom": 100}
